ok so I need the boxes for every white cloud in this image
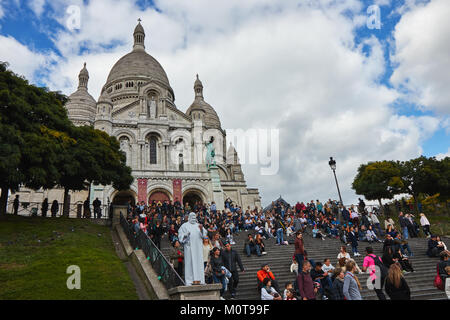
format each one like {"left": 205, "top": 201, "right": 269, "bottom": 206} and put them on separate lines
{"left": 29, "top": 0, "right": 46, "bottom": 17}
{"left": 435, "top": 147, "right": 450, "bottom": 160}
{"left": 391, "top": 0, "right": 450, "bottom": 115}
{"left": 2, "top": 0, "right": 444, "bottom": 206}
{"left": 0, "top": 1, "right": 4, "bottom": 20}
{"left": 0, "top": 35, "right": 52, "bottom": 81}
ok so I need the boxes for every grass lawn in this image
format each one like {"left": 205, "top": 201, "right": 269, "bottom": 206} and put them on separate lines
{"left": 0, "top": 215, "right": 139, "bottom": 300}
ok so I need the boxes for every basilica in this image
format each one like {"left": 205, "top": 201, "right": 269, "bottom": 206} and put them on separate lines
{"left": 11, "top": 21, "right": 261, "bottom": 211}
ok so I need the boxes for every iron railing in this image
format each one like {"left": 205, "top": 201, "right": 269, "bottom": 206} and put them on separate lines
{"left": 6, "top": 201, "right": 111, "bottom": 220}
{"left": 120, "top": 213, "right": 185, "bottom": 290}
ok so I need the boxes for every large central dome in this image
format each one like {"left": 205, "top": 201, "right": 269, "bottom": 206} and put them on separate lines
{"left": 102, "top": 21, "right": 174, "bottom": 100}
{"left": 106, "top": 50, "right": 170, "bottom": 87}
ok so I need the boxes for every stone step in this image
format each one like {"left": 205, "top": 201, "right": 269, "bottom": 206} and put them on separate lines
{"left": 160, "top": 229, "right": 444, "bottom": 300}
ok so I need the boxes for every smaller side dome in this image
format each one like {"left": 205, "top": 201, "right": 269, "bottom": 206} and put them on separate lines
{"left": 186, "top": 74, "right": 221, "bottom": 129}
{"left": 65, "top": 63, "right": 97, "bottom": 126}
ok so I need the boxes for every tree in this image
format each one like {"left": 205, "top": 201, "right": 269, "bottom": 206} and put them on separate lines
{"left": 56, "top": 125, "right": 133, "bottom": 215}
{"left": 352, "top": 160, "right": 403, "bottom": 214}
{"left": 435, "top": 157, "right": 450, "bottom": 203}
{"left": 0, "top": 62, "right": 73, "bottom": 215}
{"left": 397, "top": 156, "right": 445, "bottom": 213}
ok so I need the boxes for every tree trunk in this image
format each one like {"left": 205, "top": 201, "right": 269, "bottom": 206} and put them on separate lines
{"left": 412, "top": 194, "right": 419, "bottom": 214}
{"left": 378, "top": 198, "right": 384, "bottom": 215}
{"left": 0, "top": 186, "right": 9, "bottom": 217}
{"left": 63, "top": 188, "right": 70, "bottom": 217}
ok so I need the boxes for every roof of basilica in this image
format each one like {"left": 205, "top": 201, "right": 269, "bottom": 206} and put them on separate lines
{"left": 106, "top": 50, "right": 171, "bottom": 88}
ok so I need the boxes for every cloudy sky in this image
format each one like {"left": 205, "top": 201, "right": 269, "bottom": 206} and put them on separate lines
{"left": 0, "top": 0, "right": 449, "bottom": 207}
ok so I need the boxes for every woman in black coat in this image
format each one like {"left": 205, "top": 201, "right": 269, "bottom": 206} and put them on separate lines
{"left": 382, "top": 246, "right": 395, "bottom": 269}
{"left": 329, "top": 268, "right": 345, "bottom": 300}
{"left": 385, "top": 263, "right": 411, "bottom": 300}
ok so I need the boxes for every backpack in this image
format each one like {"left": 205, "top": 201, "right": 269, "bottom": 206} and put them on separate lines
{"left": 434, "top": 264, "right": 444, "bottom": 291}
{"left": 367, "top": 254, "right": 388, "bottom": 284}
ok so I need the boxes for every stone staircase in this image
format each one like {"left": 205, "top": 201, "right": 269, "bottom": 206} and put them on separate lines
{"left": 161, "top": 230, "right": 448, "bottom": 300}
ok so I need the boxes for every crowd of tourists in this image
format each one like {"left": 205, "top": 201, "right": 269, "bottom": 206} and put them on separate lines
{"left": 125, "top": 196, "right": 450, "bottom": 300}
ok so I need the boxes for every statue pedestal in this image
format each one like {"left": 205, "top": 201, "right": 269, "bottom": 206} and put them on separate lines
{"left": 168, "top": 284, "right": 222, "bottom": 300}
{"left": 209, "top": 166, "right": 224, "bottom": 211}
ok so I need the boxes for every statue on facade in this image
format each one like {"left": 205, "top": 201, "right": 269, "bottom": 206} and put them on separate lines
{"left": 177, "top": 212, "right": 208, "bottom": 285}
{"left": 147, "top": 96, "right": 156, "bottom": 118}
{"left": 205, "top": 136, "right": 216, "bottom": 169}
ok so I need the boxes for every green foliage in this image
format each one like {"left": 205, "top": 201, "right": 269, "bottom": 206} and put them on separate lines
{"left": 396, "top": 156, "right": 443, "bottom": 200}
{"left": 0, "top": 62, "right": 72, "bottom": 196}
{"left": 352, "top": 160, "right": 402, "bottom": 201}
{"left": 56, "top": 125, "right": 133, "bottom": 192}
{"left": 354, "top": 155, "right": 450, "bottom": 214}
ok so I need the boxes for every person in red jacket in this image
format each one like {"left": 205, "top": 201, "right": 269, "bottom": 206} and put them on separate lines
{"left": 257, "top": 263, "right": 280, "bottom": 293}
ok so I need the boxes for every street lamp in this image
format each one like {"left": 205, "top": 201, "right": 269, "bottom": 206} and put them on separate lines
{"left": 328, "top": 157, "right": 343, "bottom": 207}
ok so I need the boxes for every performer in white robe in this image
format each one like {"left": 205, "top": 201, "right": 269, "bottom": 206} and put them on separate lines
{"left": 178, "top": 212, "right": 208, "bottom": 285}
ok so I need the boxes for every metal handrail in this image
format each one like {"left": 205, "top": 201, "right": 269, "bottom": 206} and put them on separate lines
{"left": 120, "top": 213, "right": 185, "bottom": 289}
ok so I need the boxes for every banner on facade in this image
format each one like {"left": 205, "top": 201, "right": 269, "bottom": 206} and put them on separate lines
{"left": 173, "top": 179, "right": 182, "bottom": 203}
{"left": 138, "top": 178, "right": 148, "bottom": 204}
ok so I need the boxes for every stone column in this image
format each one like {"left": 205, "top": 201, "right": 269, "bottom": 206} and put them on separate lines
{"left": 209, "top": 166, "right": 225, "bottom": 211}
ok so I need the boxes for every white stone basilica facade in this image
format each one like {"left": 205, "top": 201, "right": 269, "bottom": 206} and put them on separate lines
{"left": 11, "top": 21, "right": 261, "bottom": 211}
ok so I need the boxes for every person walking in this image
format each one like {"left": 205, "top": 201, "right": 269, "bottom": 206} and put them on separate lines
{"left": 294, "top": 231, "right": 306, "bottom": 272}
{"left": 221, "top": 242, "right": 245, "bottom": 299}
{"left": 420, "top": 213, "right": 431, "bottom": 238}
{"left": 348, "top": 227, "right": 360, "bottom": 257}
{"left": 399, "top": 212, "right": 409, "bottom": 240}
{"left": 343, "top": 260, "right": 362, "bottom": 300}
{"left": 83, "top": 198, "right": 91, "bottom": 218}
{"left": 93, "top": 197, "right": 102, "bottom": 219}
{"left": 150, "top": 219, "right": 163, "bottom": 249}
{"left": 210, "top": 247, "right": 226, "bottom": 299}
{"left": 50, "top": 199, "right": 59, "bottom": 217}
{"left": 13, "top": 195, "right": 19, "bottom": 215}
{"left": 275, "top": 216, "right": 284, "bottom": 245}
{"left": 297, "top": 260, "right": 317, "bottom": 300}
{"left": 385, "top": 263, "right": 411, "bottom": 300}
{"left": 362, "top": 247, "right": 387, "bottom": 300}
{"left": 41, "top": 198, "right": 49, "bottom": 217}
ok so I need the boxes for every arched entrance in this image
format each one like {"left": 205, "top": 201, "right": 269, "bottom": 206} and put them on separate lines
{"left": 112, "top": 190, "right": 136, "bottom": 206}
{"left": 183, "top": 190, "right": 204, "bottom": 208}
{"left": 148, "top": 189, "right": 171, "bottom": 205}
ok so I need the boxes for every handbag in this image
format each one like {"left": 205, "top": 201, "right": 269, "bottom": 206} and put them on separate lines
{"left": 433, "top": 265, "right": 444, "bottom": 291}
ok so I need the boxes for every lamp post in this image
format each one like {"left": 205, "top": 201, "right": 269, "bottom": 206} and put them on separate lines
{"left": 328, "top": 157, "right": 343, "bottom": 208}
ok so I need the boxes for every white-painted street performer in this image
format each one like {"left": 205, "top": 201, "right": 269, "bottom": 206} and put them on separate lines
{"left": 178, "top": 212, "right": 208, "bottom": 285}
